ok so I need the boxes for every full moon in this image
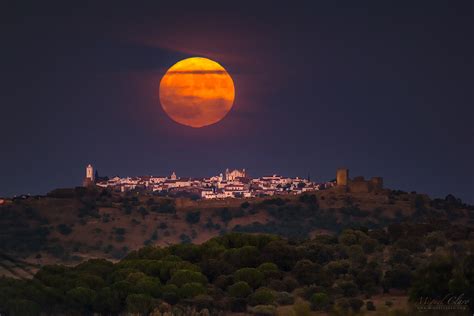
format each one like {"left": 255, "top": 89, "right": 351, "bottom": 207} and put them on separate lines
{"left": 159, "top": 57, "right": 235, "bottom": 128}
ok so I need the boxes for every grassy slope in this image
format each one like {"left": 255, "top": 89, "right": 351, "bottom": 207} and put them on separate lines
{"left": 0, "top": 187, "right": 472, "bottom": 277}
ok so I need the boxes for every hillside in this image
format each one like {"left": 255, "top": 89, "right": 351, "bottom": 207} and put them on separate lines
{"left": 1, "top": 229, "right": 473, "bottom": 315}
{"left": 0, "top": 186, "right": 473, "bottom": 278}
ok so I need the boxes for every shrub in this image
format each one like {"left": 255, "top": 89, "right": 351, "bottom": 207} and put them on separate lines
{"left": 186, "top": 211, "right": 201, "bottom": 224}
{"left": 138, "top": 207, "right": 149, "bottom": 217}
{"left": 218, "top": 208, "right": 233, "bottom": 224}
{"left": 189, "top": 294, "right": 213, "bottom": 310}
{"left": 293, "top": 302, "right": 311, "bottom": 316}
{"left": 248, "top": 304, "right": 276, "bottom": 315}
{"left": 334, "top": 280, "right": 359, "bottom": 297}
{"left": 282, "top": 276, "right": 299, "bottom": 292}
{"left": 57, "top": 224, "right": 72, "bottom": 235}
{"left": 275, "top": 291, "right": 294, "bottom": 305}
{"left": 159, "top": 222, "right": 168, "bottom": 229}
{"left": 366, "top": 300, "right": 376, "bottom": 311}
{"left": 248, "top": 288, "right": 275, "bottom": 306}
{"left": 114, "top": 227, "right": 126, "bottom": 235}
{"left": 228, "top": 281, "right": 252, "bottom": 298}
{"left": 348, "top": 298, "right": 364, "bottom": 312}
{"left": 266, "top": 279, "right": 286, "bottom": 291}
{"left": 229, "top": 298, "right": 247, "bottom": 312}
{"left": 310, "top": 292, "right": 329, "bottom": 310}
{"left": 180, "top": 234, "right": 192, "bottom": 244}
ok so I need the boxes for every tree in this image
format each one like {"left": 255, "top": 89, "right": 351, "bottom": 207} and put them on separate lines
{"left": 135, "top": 276, "right": 161, "bottom": 297}
{"left": 169, "top": 270, "right": 207, "bottom": 287}
{"left": 234, "top": 268, "right": 264, "bottom": 289}
{"left": 292, "top": 259, "right": 321, "bottom": 285}
{"left": 126, "top": 294, "right": 153, "bottom": 314}
{"left": 66, "top": 287, "right": 97, "bottom": 311}
{"left": 248, "top": 288, "right": 275, "bottom": 306}
{"left": 257, "top": 262, "right": 278, "bottom": 273}
{"left": 228, "top": 281, "right": 252, "bottom": 298}
{"left": 383, "top": 264, "right": 412, "bottom": 291}
{"left": 6, "top": 299, "right": 40, "bottom": 316}
{"left": 361, "top": 237, "right": 379, "bottom": 254}
{"left": 325, "top": 260, "right": 350, "bottom": 277}
{"left": 93, "top": 287, "right": 121, "bottom": 314}
{"left": 223, "top": 246, "right": 260, "bottom": 268}
{"left": 111, "top": 280, "right": 133, "bottom": 301}
{"left": 334, "top": 280, "right": 358, "bottom": 297}
{"left": 338, "top": 229, "right": 359, "bottom": 246}
{"left": 179, "top": 282, "right": 207, "bottom": 299}
{"left": 261, "top": 240, "right": 298, "bottom": 271}
{"left": 409, "top": 257, "right": 453, "bottom": 300}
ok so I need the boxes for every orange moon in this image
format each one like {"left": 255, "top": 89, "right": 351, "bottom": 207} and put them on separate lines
{"left": 159, "top": 57, "right": 235, "bottom": 128}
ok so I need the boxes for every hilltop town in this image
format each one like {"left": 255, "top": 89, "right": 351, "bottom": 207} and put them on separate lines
{"left": 1, "top": 166, "right": 472, "bottom": 289}
{"left": 84, "top": 165, "right": 335, "bottom": 199}
{"left": 82, "top": 165, "right": 389, "bottom": 201}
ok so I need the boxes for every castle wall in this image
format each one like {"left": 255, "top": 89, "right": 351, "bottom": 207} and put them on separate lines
{"left": 370, "top": 177, "right": 383, "bottom": 190}
{"left": 348, "top": 180, "right": 371, "bottom": 193}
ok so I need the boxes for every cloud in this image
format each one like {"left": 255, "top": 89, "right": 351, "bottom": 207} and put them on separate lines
{"left": 166, "top": 70, "right": 229, "bottom": 75}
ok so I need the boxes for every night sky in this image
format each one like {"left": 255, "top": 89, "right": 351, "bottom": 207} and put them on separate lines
{"left": 1, "top": 2, "right": 472, "bottom": 202}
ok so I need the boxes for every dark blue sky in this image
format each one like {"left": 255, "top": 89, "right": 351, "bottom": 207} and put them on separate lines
{"left": 1, "top": 2, "right": 472, "bottom": 202}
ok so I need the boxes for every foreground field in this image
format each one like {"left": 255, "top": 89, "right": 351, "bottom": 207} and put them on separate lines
{"left": 1, "top": 227, "right": 473, "bottom": 315}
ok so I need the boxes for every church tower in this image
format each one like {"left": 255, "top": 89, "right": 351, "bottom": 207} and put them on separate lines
{"left": 83, "top": 164, "right": 95, "bottom": 187}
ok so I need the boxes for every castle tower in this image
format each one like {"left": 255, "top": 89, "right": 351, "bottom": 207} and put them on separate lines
{"left": 83, "top": 164, "right": 95, "bottom": 187}
{"left": 370, "top": 177, "right": 383, "bottom": 190}
{"left": 336, "top": 168, "right": 349, "bottom": 186}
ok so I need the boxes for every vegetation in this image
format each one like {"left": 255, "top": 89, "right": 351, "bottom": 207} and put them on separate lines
{"left": 186, "top": 211, "right": 201, "bottom": 224}
{"left": 0, "top": 225, "right": 472, "bottom": 315}
{"left": 0, "top": 188, "right": 473, "bottom": 314}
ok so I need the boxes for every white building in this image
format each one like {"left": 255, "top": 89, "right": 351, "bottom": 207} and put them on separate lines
{"left": 92, "top": 166, "right": 322, "bottom": 198}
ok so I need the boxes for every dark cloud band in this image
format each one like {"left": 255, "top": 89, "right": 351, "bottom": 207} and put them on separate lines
{"left": 166, "top": 70, "right": 228, "bottom": 75}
